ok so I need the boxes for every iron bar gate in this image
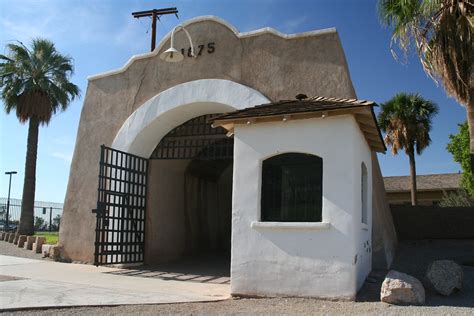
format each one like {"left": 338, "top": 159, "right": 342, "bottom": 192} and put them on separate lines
{"left": 150, "top": 114, "right": 233, "bottom": 160}
{"left": 93, "top": 145, "right": 148, "bottom": 266}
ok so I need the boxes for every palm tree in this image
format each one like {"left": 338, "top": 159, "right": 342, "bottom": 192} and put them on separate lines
{"left": 378, "top": 0, "right": 473, "bottom": 168}
{"left": 378, "top": 93, "right": 439, "bottom": 205}
{"left": 0, "top": 39, "right": 79, "bottom": 235}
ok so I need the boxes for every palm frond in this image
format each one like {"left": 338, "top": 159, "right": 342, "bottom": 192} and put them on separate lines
{"left": 0, "top": 38, "right": 80, "bottom": 124}
{"left": 378, "top": 92, "right": 438, "bottom": 157}
{"left": 378, "top": 0, "right": 473, "bottom": 107}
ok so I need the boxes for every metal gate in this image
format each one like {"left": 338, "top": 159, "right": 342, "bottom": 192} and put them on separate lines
{"left": 93, "top": 145, "right": 148, "bottom": 266}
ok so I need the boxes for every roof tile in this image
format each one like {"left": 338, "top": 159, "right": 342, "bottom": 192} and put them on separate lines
{"left": 212, "top": 95, "right": 376, "bottom": 121}
{"left": 383, "top": 173, "right": 462, "bottom": 192}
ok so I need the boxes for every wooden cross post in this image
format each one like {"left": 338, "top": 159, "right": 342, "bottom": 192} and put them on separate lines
{"left": 132, "top": 7, "right": 179, "bottom": 52}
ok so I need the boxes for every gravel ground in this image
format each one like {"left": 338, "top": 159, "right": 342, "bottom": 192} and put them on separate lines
{"left": 1, "top": 240, "right": 473, "bottom": 315}
{"left": 1, "top": 297, "right": 473, "bottom": 316}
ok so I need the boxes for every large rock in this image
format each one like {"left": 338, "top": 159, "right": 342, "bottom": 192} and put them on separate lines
{"left": 49, "top": 245, "right": 62, "bottom": 261}
{"left": 13, "top": 234, "right": 19, "bottom": 245}
{"left": 381, "top": 270, "right": 425, "bottom": 305}
{"left": 426, "top": 260, "right": 463, "bottom": 296}
{"left": 32, "top": 236, "right": 46, "bottom": 253}
{"left": 23, "top": 236, "right": 35, "bottom": 250}
{"left": 17, "top": 235, "right": 27, "bottom": 248}
{"left": 42, "top": 244, "right": 52, "bottom": 257}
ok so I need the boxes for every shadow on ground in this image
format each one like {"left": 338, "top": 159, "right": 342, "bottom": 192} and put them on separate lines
{"left": 357, "top": 239, "right": 474, "bottom": 307}
{"left": 103, "top": 254, "right": 230, "bottom": 285}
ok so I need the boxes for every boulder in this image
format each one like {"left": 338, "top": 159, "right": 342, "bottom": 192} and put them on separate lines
{"left": 17, "top": 235, "right": 27, "bottom": 248}
{"left": 32, "top": 236, "right": 46, "bottom": 253}
{"left": 23, "top": 236, "right": 35, "bottom": 250}
{"left": 49, "top": 245, "right": 62, "bottom": 261}
{"left": 426, "top": 260, "right": 463, "bottom": 296}
{"left": 13, "top": 234, "right": 19, "bottom": 245}
{"left": 8, "top": 233, "right": 15, "bottom": 243}
{"left": 41, "top": 244, "right": 52, "bottom": 257}
{"left": 381, "top": 270, "right": 425, "bottom": 305}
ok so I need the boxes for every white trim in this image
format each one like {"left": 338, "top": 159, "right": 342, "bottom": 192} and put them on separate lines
{"left": 111, "top": 79, "right": 270, "bottom": 157}
{"left": 251, "top": 221, "right": 331, "bottom": 231}
{"left": 88, "top": 15, "right": 337, "bottom": 81}
{"left": 239, "top": 27, "right": 336, "bottom": 39}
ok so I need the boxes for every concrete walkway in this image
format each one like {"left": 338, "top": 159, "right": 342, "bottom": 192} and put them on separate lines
{"left": 0, "top": 255, "right": 230, "bottom": 310}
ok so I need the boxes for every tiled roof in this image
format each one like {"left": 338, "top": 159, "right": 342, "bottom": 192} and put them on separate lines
{"left": 212, "top": 96, "right": 376, "bottom": 121}
{"left": 383, "top": 173, "right": 462, "bottom": 192}
{"left": 212, "top": 95, "right": 386, "bottom": 152}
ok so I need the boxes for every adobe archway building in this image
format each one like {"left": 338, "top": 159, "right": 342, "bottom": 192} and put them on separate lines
{"left": 59, "top": 16, "right": 397, "bottom": 300}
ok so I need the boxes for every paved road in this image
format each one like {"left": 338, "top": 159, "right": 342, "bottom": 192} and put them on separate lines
{"left": 0, "top": 255, "right": 229, "bottom": 311}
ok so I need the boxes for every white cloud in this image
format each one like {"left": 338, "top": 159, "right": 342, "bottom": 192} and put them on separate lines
{"left": 0, "top": 1, "right": 122, "bottom": 46}
{"left": 51, "top": 152, "right": 72, "bottom": 164}
{"left": 53, "top": 136, "right": 74, "bottom": 146}
{"left": 282, "top": 16, "right": 307, "bottom": 33}
{"left": 0, "top": 1, "right": 156, "bottom": 58}
{"left": 0, "top": 18, "right": 55, "bottom": 43}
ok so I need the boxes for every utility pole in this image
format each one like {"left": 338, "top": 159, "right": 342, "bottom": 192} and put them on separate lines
{"left": 132, "top": 7, "right": 179, "bottom": 52}
{"left": 4, "top": 171, "right": 17, "bottom": 232}
{"left": 49, "top": 207, "right": 53, "bottom": 232}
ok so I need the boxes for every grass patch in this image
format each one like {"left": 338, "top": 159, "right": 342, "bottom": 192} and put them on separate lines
{"left": 33, "top": 232, "right": 59, "bottom": 245}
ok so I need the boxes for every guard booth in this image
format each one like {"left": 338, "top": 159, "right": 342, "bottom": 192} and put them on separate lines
{"left": 60, "top": 16, "right": 397, "bottom": 300}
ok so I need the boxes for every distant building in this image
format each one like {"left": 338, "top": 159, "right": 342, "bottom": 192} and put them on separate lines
{"left": 383, "top": 173, "right": 462, "bottom": 205}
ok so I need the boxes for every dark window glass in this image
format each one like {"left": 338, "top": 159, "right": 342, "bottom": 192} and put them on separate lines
{"left": 261, "top": 153, "right": 323, "bottom": 222}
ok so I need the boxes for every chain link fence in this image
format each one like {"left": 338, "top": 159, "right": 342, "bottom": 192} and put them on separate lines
{"left": 0, "top": 197, "right": 63, "bottom": 232}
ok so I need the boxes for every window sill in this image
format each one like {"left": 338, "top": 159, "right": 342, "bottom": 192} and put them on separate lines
{"left": 361, "top": 223, "right": 369, "bottom": 231}
{"left": 251, "top": 221, "right": 331, "bottom": 231}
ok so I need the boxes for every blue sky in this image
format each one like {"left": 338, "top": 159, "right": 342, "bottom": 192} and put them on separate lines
{"left": 0, "top": 0, "right": 467, "bottom": 203}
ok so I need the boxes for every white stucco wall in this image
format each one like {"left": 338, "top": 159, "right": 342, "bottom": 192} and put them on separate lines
{"left": 351, "top": 123, "right": 373, "bottom": 290}
{"left": 231, "top": 115, "right": 372, "bottom": 299}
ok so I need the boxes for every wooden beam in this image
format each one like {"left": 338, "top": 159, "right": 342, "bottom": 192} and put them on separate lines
{"left": 354, "top": 113, "right": 374, "bottom": 125}
{"left": 366, "top": 138, "right": 385, "bottom": 151}
{"left": 357, "top": 120, "right": 376, "bottom": 131}
{"left": 213, "top": 107, "right": 366, "bottom": 127}
{"left": 364, "top": 131, "right": 381, "bottom": 141}
{"left": 358, "top": 123, "right": 380, "bottom": 138}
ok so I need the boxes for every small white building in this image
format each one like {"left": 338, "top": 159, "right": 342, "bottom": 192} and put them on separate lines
{"left": 59, "top": 16, "right": 397, "bottom": 300}
{"left": 212, "top": 97, "right": 384, "bottom": 299}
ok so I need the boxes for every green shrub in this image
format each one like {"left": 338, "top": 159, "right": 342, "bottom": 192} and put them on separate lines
{"left": 439, "top": 190, "right": 474, "bottom": 207}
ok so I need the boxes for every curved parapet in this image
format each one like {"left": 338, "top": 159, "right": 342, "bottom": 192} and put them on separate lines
{"left": 88, "top": 15, "right": 337, "bottom": 81}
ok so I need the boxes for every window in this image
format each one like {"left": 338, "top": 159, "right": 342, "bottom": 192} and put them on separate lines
{"left": 261, "top": 153, "right": 323, "bottom": 222}
{"left": 361, "top": 162, "right": 368, "bottom": 224}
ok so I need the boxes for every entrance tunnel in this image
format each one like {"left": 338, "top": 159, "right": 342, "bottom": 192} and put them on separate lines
{"left": 144, "top": 114, "right": 233, "bottom": 272}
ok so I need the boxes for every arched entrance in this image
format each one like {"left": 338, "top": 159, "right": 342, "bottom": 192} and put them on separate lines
{"left": 111, "top": 79, "right": 270, "bottom": 156}
{"left": 96, "top": 79, "right": 269, "bottom": 275}
{"left": 145, "top": 114, "right": 234, "bottom": 280}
